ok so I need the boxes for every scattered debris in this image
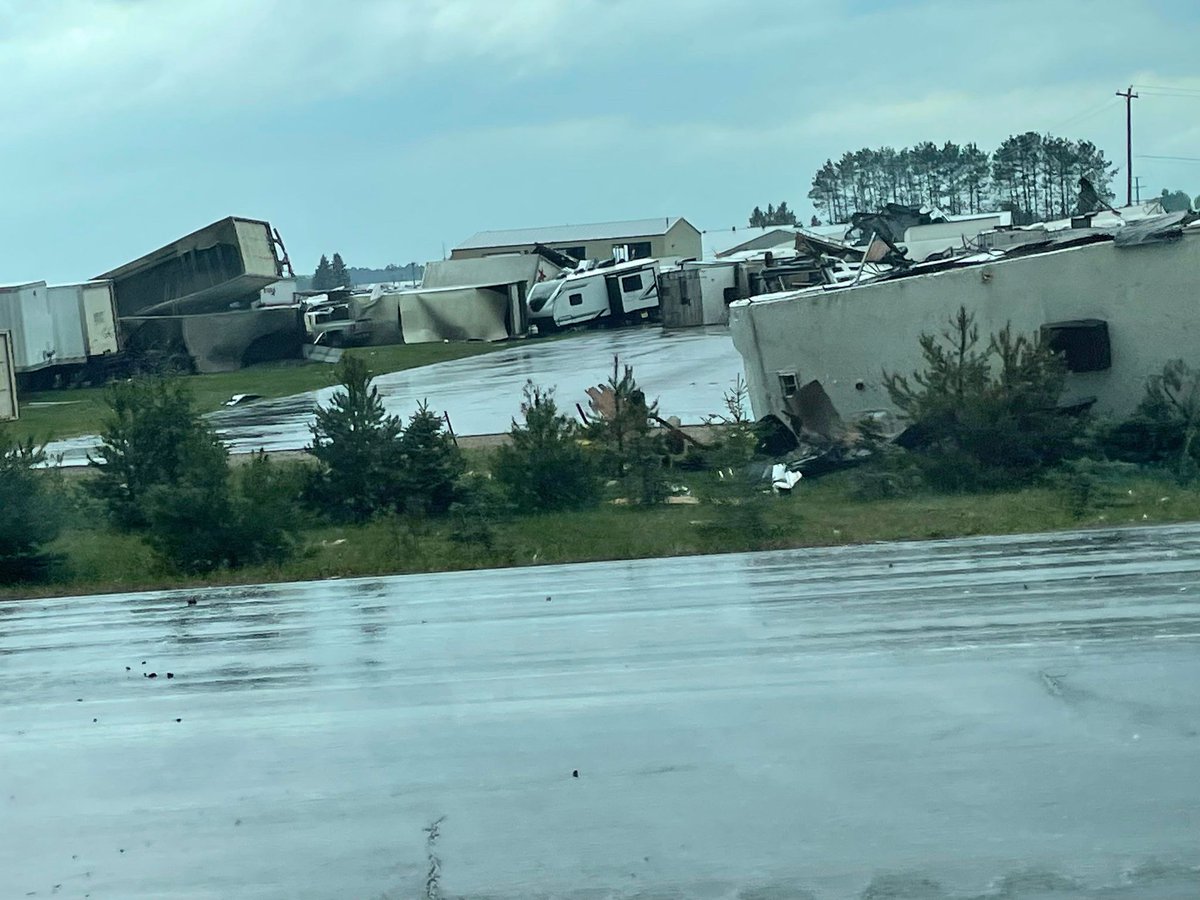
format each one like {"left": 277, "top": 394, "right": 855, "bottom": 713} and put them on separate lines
{"left": 223, "top": 393, "right": 263, "bottom": 407}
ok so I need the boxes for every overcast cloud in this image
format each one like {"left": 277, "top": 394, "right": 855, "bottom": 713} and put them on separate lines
{"left": 2, "top": 0, "right": 1198, "bottom": 281}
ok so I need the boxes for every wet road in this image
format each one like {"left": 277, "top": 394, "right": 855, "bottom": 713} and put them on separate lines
{"left": 3, "top": 525, "right": 1200, "bottom": 899}
{"left": 43, "top": 326, "right": 743, "bottom": 465}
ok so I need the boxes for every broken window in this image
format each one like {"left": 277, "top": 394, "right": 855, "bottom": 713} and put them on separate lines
{"left": 620, "top": 273, "right": 644, "bottom": 293}
{"left": 560, "top": 246, "right": 586, "bottom": 260}
{"left": 1041, "top": 319, "right": 1111, "bottom": 373}
{"left": 778, "top": 372, "right": 799, "bottom": 397}
{"left": 568, "top": 293, "right": 584, "bottom": 307}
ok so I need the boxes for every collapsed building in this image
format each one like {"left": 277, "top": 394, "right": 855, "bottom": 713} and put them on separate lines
{"left": 728, "top": 202, "right": 1199, "bottom": 438}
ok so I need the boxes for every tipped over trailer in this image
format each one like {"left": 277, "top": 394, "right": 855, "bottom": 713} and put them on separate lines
{"left": 526, "top": 258, "right": 661, "bottom": 331}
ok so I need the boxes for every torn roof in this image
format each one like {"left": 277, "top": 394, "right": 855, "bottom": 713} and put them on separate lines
{"left": 455, "top": 217, "right": 687, "bottom": 250}
{"left": 738, "top": 212, "right": 1200, "bottom": 306}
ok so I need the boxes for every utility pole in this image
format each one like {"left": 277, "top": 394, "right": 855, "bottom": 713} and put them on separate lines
{"left": 1116, "top": 86, "right": 1138, "bottom": 207}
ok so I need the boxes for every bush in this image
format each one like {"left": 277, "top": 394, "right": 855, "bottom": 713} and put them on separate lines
{"left": 0, "top": 431, "right": 62, "bottom": 583}
{"left": 493, "top": 381, "right": 599, "bottom": 513}
{"left": 87, "top": 377, "right": 228, "bottom": 529}
{"left": 143, "top": 452, "right": 299, "bottom": 574}
{"left": 884, "top": 307, "right": 1081, "bottom": 490}
{"left": 307, "top": 358, "right": 464, "bottom": 521}
{"left": 1042, "top": 458, "right": 1140, "bottom": 519}
{"left": 1101, "top": 359, "right": 1200, "bottom": 481}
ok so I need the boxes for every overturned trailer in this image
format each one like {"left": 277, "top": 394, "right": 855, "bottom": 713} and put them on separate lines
{"left": 98, "top": 216, "right": 298, "bottom": 373}
{"left": 527, "top": 258, "right": 661, "bottom": 331}
{"left": 729, "top": 213, "right": 1200, "bottom": 435}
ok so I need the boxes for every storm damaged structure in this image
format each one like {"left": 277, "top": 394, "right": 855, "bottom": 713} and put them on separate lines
{"left": 100, "top": 216, "right": 298, "bottom": 372}
{"left": 729, "top": 210, "right": 1200, "bottom": 438}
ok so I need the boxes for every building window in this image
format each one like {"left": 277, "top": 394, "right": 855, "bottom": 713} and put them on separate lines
{"left": 1041, "top": 319, "right": 1111, "bottom": 372}
{"left": 778, "top": 372, "right": 798, "bottom": 397}
{"left": 614, "top": 241, "right": 652, "bottom": 260}
{"left": 620, "top": 273, "right": 644, "bottom": 293}
{"left": 568, "top": 293, "right": 584, "bottom": 306}
{"left": 560, "top": 246, "right": 586, "bottom": 260}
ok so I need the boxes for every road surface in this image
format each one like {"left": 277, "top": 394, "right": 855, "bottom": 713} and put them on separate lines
{"left": 43, "top": 326, "right": 743, "bottom": 466}
{"left": 3, "top": 525, "right": 1200, "bottom": 898}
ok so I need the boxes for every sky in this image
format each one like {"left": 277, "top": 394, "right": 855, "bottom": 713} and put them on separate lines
{"left": 3, "top": 0, "right": 1200, "bottom": 282}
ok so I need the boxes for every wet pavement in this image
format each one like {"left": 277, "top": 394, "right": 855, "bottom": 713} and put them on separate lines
{"left": 43, "top": 326, "right": 744, "bottom": 466}
{"left": 3, "top": 525, "right": 1200, "bottom": 899}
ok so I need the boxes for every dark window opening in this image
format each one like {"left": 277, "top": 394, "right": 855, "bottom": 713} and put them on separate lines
{"left": 559, "top": 246, "right": 586, "bottom": 260}
{"left": 614, "top": 241, "right": 652, "bottom": 260}
{"left": 778, "top": 372, "right": 798, "bottom": 397}
{"left": 1041, "top": 319, "right": 1111, "bottom": 372}
{"left": 568, "top": 293, "right": 584, "bottom": 306}
{"left": 620, "top": 273, "right": 644, "bottom": 293}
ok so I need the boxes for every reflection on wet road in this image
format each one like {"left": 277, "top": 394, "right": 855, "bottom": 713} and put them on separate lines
{"left": 44, "top": 326, "right": 743, "bottom": 464}
{"left": 3, "top": 525, "right": 1200, "bottom": 898}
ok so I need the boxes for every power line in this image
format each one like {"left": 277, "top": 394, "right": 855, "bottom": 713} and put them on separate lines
{"left": 1046, "top": 97, "right": 1120, "bottom": 133}
{"left": 1137, "top": 154, "right": 1200, "bottom": 163}
{"left": 1133, "top": 83, "right": 1200, "bottom": 96}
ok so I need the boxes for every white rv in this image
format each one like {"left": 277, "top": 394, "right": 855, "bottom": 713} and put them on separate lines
{"left": 526, "top": 258, "right": 661, "bottom": 331}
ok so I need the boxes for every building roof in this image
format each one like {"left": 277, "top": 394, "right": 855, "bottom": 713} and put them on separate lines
{"left": 455, "top": 217, "right": 687, "bottom": 250}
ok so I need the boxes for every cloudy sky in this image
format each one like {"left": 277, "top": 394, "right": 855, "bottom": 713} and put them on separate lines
{"left": 2, "top": 0, "right": 1199, "bottom": 282}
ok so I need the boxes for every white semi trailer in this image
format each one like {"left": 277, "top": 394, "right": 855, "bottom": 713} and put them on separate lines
{"left": 0, "top": 280, "right": 120, "bottom": 387}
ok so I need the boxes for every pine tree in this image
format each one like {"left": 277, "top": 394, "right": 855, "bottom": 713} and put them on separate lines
{"left": 0, "top": 429, "right": 62, "bottom": 582}
{"left": 87, "top": 377, "right": 230, "bottom": 530}
{"left": 306, "top": 355, "right": 404, "bottom": 522}
{"left": 395, "top": 401, "right": 464, "bottom": 516}
{"left": 312, "top": 254, "right": 333, "bottom": 291}
{"left": 494, "top": 382, "right": 599, "bottom": 512}
{"left": 330, "top": 253, "right": 351, "bottom": 288}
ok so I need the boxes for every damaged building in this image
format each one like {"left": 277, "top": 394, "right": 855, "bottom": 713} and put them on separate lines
{"left": 451, "top": 217, "right": 702, "bottom": 265}
{"left": 729, "top": 206, "right": 1200, "bottom": 438}
{"left": 101, "top": 216, "right": 298, "bottom": 372}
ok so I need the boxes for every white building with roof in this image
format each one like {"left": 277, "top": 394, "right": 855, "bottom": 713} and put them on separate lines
{"left": 451, "top": 217, "right": 701, "bottom": 263}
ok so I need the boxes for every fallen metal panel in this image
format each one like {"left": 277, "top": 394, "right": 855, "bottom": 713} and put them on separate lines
{"left": 399, "top": 286, "right": 510, "bottom": 343}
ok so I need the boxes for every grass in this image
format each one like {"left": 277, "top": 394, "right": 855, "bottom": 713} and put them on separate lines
{"left": 7, "top": 464, "right": 1200, "bottom": 600}
{"left": 9, "top": 341, "right": 507, "bottom": 444}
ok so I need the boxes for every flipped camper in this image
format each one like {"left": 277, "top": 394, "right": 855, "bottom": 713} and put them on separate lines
{"left": 526, "top": 258, "right": 660, "bottom": 331}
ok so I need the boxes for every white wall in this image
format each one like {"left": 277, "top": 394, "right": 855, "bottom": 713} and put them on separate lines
{"left": 730, "top": 232, "right": 1200, "bottom": 426}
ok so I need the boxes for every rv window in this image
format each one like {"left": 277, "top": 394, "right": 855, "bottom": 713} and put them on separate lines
{"left": 620, "top": 274, "right": 644, "bottom": 293}
{"left": 778, "top": 372, "right": 799, "bottom": 397}
{"left": 568, "top": 293, "right": 584, "bottom": 306}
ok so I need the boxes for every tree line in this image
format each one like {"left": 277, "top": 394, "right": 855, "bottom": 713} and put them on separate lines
{"left": 804, "top": 133, "right": 1117, "bottom": 225}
